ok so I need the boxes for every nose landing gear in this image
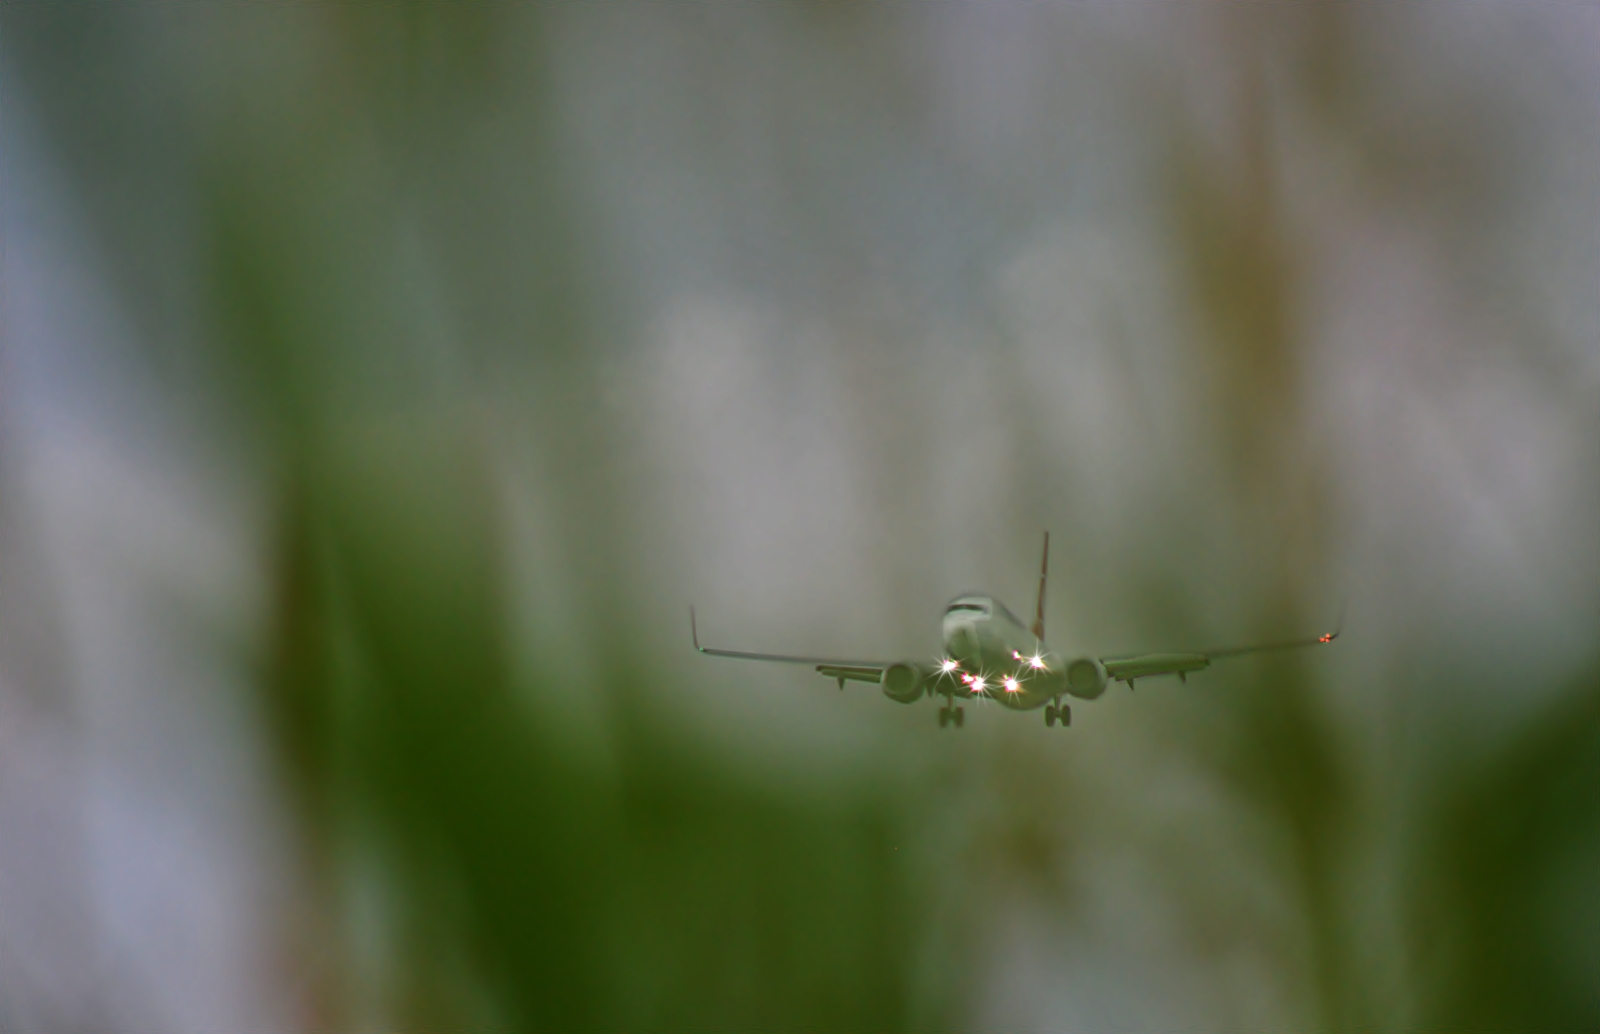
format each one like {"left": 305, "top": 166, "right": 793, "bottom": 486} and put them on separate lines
{"left": 937, "top": 702, "right": 965, "bottom": 728}
{"left": 1044, "top": 701, "right": 1071, "bottom": 728}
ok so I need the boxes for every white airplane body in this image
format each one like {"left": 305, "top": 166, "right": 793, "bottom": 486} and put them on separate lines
{"left": 692, "top": 534, "right": 1338, "bottom": 728}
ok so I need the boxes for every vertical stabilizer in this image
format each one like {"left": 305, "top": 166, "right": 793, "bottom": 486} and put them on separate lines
{"left": 1031, "top": 531, "right": 1049, "bottom": 643}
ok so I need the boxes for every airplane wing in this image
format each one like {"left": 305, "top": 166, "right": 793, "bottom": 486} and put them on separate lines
{"left": 1102, "top": 628, "right": 1340, "bottom": 687}
{"left": 690, "top": 607, "right": 898, "bottom": 686}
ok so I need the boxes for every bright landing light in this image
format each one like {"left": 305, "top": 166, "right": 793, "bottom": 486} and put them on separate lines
{"left": 1028, "top": 655, "right": 1046, "bottom": 669}
{"left": 970, "top": 676, "right": 986, "bottom": 693}
{"left": 1002, "top": 677, "right": 1020, "bottom": 693}
{"left": 939, "top": 658, "right": 960, "bottom": 673}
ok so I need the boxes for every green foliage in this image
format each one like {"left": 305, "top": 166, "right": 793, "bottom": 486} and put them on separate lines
{"left": 1413, "top": 664, "right": 1600, "bottom": 1031}
{"left": 262, "top": 428, "right": 919, "bottom": 1030}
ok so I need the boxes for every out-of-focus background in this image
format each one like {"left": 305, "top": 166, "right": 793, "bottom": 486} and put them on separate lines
{"left": 1, "top": 4, "right": 1596, "bottom": 1031}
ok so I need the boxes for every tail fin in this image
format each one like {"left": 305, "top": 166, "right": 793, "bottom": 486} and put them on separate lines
{"left": 1031, "top": 531, "right": 1049, "bottom": 642}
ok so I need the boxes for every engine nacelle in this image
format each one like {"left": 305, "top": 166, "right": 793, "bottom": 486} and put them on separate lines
{"left": 881, "top": 663, "right": 925, "bottom": 704}
{"left": 1064, "top": 657, "right": 1107, "bottom": 700}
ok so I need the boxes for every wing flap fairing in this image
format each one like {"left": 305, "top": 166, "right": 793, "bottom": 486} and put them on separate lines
{"left": 1103, "top": 653, "right": 1210, "bottom": 683}
{"left": 816, "top": 665, "right": 884, "bottom": 684}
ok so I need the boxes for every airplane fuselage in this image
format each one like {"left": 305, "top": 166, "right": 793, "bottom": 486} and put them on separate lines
{"left": 937, "top": 594, "right": 1065, "bottom": 710}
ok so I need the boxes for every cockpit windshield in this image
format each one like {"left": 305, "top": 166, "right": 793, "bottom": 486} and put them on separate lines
{"left": 946, "top": 602, "right": 989, "bottom": 615}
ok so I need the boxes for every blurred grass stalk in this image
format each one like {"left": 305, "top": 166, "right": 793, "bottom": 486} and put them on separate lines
{"left": 212, "top": 8, "right": 923, "bottom": 1030}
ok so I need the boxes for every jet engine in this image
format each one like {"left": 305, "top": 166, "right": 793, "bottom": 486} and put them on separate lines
{"left": 881, "top": 663, "right": 925, "bottom": 703}
{"left": 1064, "top": 657, "right": 1107, "bottom": 700}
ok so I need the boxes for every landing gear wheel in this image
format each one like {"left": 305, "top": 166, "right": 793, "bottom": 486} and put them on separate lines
{"left": 954, "top": 707, "right": 965, "bottom": 728}
{"left": 1045, "top": 705, "right": 1058, "bottom": 727}
{"left": 938, "top": 706, "right": 949, "bottom": 728}
{"left": 1058, "top": 704, "right": 1071, "bottom": 728}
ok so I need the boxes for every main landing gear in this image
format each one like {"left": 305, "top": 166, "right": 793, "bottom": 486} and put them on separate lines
{"left": 938, "top": 703, "right": 965, "bottom": 728}
{"left": 1045, "top": 701, "right": 1071, "bottom": 728}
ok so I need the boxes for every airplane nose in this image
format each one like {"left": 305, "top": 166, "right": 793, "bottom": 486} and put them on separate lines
{"left": 948, "top": 622, "right": 978, "bottom": 662}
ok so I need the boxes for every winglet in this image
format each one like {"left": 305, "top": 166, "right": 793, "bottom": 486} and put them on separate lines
{"left": 690, "top": 605, "right": 703, "bottom": 652}
{"left": 1031, "top": 531, "right": 1050, "bottom": 643}
{"left": 1318, "top": 599, "right": 1347, "bottom": 644}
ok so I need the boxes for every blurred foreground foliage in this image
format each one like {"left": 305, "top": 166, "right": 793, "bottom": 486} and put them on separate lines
{"left": 1413, "top": 662, "right": 1600, "bottom": 1031}
{"left": 266, "top": 430, "right": 915, "bottom": 1030}
{"left": 4, "top": 2, "right": 1597, "bottom": 1031}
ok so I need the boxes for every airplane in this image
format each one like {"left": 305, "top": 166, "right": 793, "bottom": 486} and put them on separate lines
{"left": 690, "top": 533, "right": 1340, "bottom": 728}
